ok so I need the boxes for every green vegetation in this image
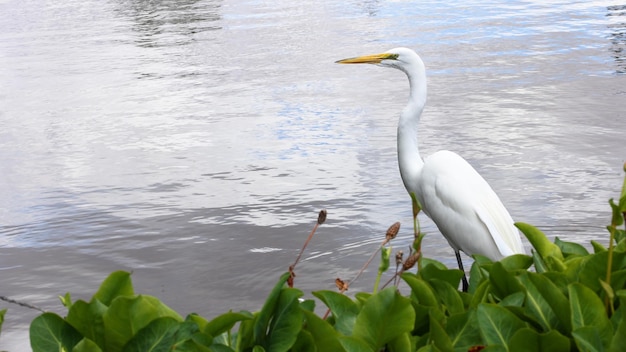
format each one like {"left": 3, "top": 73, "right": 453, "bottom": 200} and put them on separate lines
{"left": 1, "top": 164, "right": 625, "bottom": 351}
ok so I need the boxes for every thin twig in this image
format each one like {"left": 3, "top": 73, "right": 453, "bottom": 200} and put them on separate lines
{"left": 0, "top": 295, "right": 45, "bottom": 312}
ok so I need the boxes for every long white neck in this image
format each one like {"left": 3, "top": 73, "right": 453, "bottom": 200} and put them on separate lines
{"left": 396, "top": 61, "right": 427, "bottom": 195}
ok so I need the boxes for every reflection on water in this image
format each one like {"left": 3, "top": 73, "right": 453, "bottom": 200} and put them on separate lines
{"left": 0, "top": 0, "right": 625, "bottom": 349}
{"left": 608, "top": 5, "right": 626, "bottom": 73}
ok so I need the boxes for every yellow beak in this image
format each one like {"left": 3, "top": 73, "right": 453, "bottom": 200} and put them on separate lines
{"left": 335, "top": 52, "right": 398, "bottom": 64}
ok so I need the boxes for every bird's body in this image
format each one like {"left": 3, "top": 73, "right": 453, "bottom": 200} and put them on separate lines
{"left": 337, "top": 48, "right": 524, "bottom": 286}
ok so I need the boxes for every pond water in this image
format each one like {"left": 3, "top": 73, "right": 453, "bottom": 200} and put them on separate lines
{"left": 1, "top": 0, "right": 625, "bottom": 349}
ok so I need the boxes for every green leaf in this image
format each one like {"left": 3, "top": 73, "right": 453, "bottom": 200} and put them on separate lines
{"left": 420, "top": 257, "right": 448, "bottom": 270}
{"left": 469, "top": 260, "right": 489, "bottom": 294}
{"left": 386, "top": 332, "right": 412, "bottom": 352}
{"left": 122, "top": 317, "right": 180, "bottom": 352}
{"left": 476, "top": 304, "right": 526, "bottom": 347}
{"left": 253, "top": 272, "right": 290, "bottom": 347}
{"left": 66, "top": 299, "right": 108, "bottom": 348}
{"left": 521, "top": 272, "right": 571, "bottom": 333}
{"left": 515, "top": 223, "right": 564, "bottom": 261}
{"left": 94, "top": 271, "right": 134, "bottom": 306}
{"left": 401, "top": 273, "right": 438, "bottom": 307}
{"left": 265, "top": 288, "right": 303, "bottom": 352}
{"left": 555, "top": 237, "right": 589, "bottom": 258}
{"left": 509, "top": 328, "right": 570, "bottom": 352}
{"left": 379, "top": 246, "right": 391, "bottom": 273}
{"left": 447, "top": 310, "right": 481, "bottom": 351}
{"left": 420, "top": 263, "right": 464, "bottom": 290}
{"left": 73, "top": 338, "right": 103, "bottom": 352}
{"left": 312, "top": 290, "right": 359, "bottom": 336}
{"left": 428, "top": 313, "right": 452, "bottom": 352}
{"left": 338, "top": 336, "right": 374, "bottom": 352}
{"left": 0, "top": 308, "right": 6, "bottom": 335}
{"left": 572, "top": 327, "right": 607, "bottom": 352}
{"left": 30, "top": 312, "right": 83, "bottom": 352}
{"left": 302, "top": 310, "right": 345, "bottom": 352}
{"left": 204, "top": 311, "right": 253, "bottom": 337}
{"left": 290, "top": 330, "right": 316, "bottom": 352}
{"left": 591, "top": 241, "right": 607, "bottom": 253}
{"left": 610, "top": 298, "right": 626, "bottom": 352}
{"left": 488, "top": 262, "right": 524, "bottom": 300}
{"left": 428, "top": 279, "right": 464, "bottom": 315}
{"left": 352, "top": 287, "right": 415, "bottom": 351}
{"left": 569, "top": 283, "right": 613, "bottom": 349}
{"left": 103, "top": 295, "right": 183, "bottom": 352}
{"left": 499, "top": 254, "right": 533, "bottom": 272}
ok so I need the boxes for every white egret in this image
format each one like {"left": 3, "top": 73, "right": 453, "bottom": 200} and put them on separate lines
{"left": 336, "top": 47, "right": 525, "bottom": 291}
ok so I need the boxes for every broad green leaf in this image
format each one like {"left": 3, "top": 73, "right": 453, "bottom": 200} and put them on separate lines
{"left": 204, "top": 311, "right": 253, "bottom": 337}
{"left": 428, "top": 314, "right": 452, "bottom": 352}
{"left": 103, "top": 295, "right": 183, "bottom": 352}
{"left": 428, "top": 279, "right": 464, "bottom": 315}
{"left": 253, "top": 272, "right": 290, "bottom": 347}
{"left": 476, "top": 303, "right": 526, "bottom": 347}
{"left": 446, "top": 310, "right": 481, "bottom": 351}
{"left": 579, "top": 252, "right": 626, "bottom": 292}
{"left": 234, "top": 313, "right": 256, "bottom": 351}
{"left": 469, "top": 280, "right": 491, "bottom": 308}
{"left": 509, "top": 328, "right": 570, "bottom": 352}
{"left": 401, "top": 273, "right": 438, "bottom": 307}
{"left": 66, "top": 299, "right": 108, "bottom": 348}
{"left": 498, "top": 292, "right": 525, "bottom": 308}
{"left": 610, "top": 198, "right": 624, "bottom": 227}
{"left": 94, "top": 271, "right": 134, "bottom": 306}
{"left": 265, "top": 288, "right": 303, "bottom": 352}
{"left": 468, "top": 260, "right": 489, "bottom": 294}
{"left": 122, "top": 317, "right": 179, "bottom": 352}
{"left": 312, "top": 290, "right": 359, "bottom": 336}
{"left": 420, "top": 263, "right": 464, "bottom": 290}
{"left": 516, "top": 273, "right": 557, "bottom": 332}
{"left": 555, "top": 237, "right": 589, "bottom": 258}
{"left": 499, "top": 254, "right": 533, "bottom": 272}
{"left": 173, "top": 320, "right": 203, "bottom": 348}
{"left": 352, "top": 287, "right": 415, "bottom": 351}
{"left": 531, "top": 249, "right": 549, "bottom": 273}
{"left": 489, "top": 262, "right": 524, "bottom": 300}
{"left": 30, "top": 312, "right": 83, "bottom": 352}
{"left": 515, "top": 222, "right": 563, "bottom": 261}
{"left": 302, "top": 310, "right": 345, "bottom": 352}
{"left": 522, "top": 272, "right": 571, "bottom": 333}
{"left": 569, "top": 283, "right": 613, "bottom": 349}
{"left": 73, "top": 338, "right": 103, "bottom": 352}
{"left": 572, "top": 326, "right": 607, "bottom": 352}
{"left": 420, "top": 257, "right": 448, "bottom": 270}
{"left": 591, "top": 241, "right": 607, "bottom": 253}
{"left": 386, "top": 332, "right": 412, "bottom": 352}
{"left": 610, "top": 297, "right": 626, "bottom": 352}
{"left": 290, "top": 329, "right": 316, "bottom": 352}
{"left": 338, "top": 336, "right": 374, "bottom": 352}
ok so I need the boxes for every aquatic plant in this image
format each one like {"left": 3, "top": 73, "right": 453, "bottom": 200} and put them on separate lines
{"left": 3, "top": 164, "right": 625, "bottom": 351}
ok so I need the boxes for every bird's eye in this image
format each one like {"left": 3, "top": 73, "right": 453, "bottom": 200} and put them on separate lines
{"left": 387, "top": 53, "right": 399, "bottom": 60}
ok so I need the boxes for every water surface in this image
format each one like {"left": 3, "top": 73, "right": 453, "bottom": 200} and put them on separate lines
{"left": 1, "top": 0, "right": 625, "bottom": 349}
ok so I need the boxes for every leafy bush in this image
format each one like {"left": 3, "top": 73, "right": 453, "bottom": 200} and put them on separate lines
{"left": 18, "top": 165, "right": 626, "bottom": 351}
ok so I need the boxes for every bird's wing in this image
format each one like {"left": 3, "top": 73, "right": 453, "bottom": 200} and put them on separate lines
{"left": 420, "top": 151, "right": 524, "bottom": 258}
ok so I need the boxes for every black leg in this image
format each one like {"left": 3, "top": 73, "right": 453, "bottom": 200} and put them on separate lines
{"left": 455, "top": 250, "right": 468, "bottom": 292}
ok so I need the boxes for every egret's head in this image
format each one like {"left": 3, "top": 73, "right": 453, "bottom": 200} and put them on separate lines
{"left": 335, "top": 47, "right": 421, "bottom": 73}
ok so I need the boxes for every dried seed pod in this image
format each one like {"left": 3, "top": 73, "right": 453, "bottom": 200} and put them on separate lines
{"left": 402, "top": 251, "right": 421, "bottom": 271}
{"left": 335, "top": 278, "right": 348, "bottom": 291}
{"left": 395, "top": 250, "right": 404, "bottom": 266}
{"left": 386, "top": 221, "right": 401, "bottom": 241}
{"left": 317, "top": 209, "right": 327, "bottom": 225}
